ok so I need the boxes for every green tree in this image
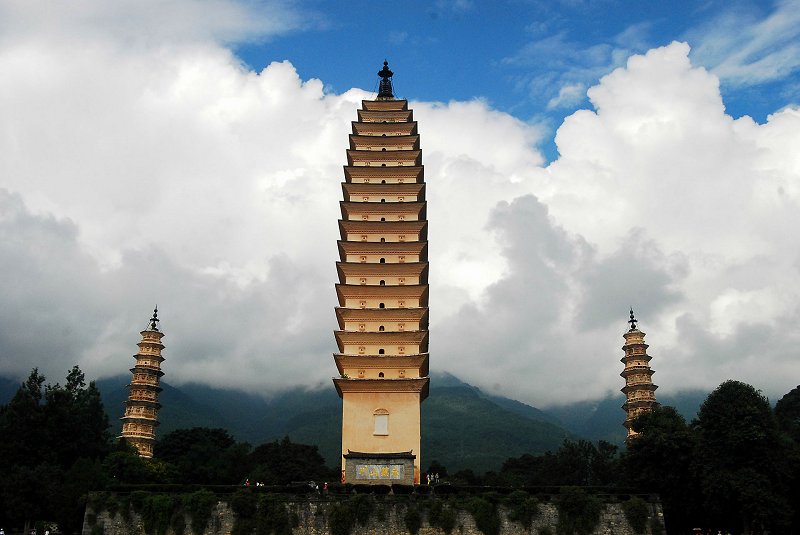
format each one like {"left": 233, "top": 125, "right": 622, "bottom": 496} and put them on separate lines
{"left": 103, "top": 439, "right": 157, "bottom": 484}
{"left": 248, "top": 436, "right": 335, "bottom": 485}
{"left": 0, "top": 367, "right": 113, "bottom": 534}
{"left": 621, "top": 406, "right": 700, "bottom": 535}
{"left": 0, "top": 368, "right": 46, "bottom": 465}
{"left": 775, "top": 385, "right": 800, "bottom": 442}
{"left": 774, "top": 385, "right": 800, "bottom": 533}
{"left": 155, "top": 427, "right": 244, "bottom": 484}
{"left": 693, "top": 380, "right": 791, "bottom": 534}
{"left": 500, "top": 439, "right": 619, "bottom": 487}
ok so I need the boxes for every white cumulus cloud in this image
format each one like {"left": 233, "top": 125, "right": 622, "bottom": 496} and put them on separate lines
{"left": 0, "top": 1, "right": 798, "bottom": 410}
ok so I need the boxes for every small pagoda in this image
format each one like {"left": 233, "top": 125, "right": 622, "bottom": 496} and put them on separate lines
{"left": 620, "top": 309, "right": 659, "bottom": 439}
{"left": 333, "top": 61, "right": 430, "bottom": 485}
{"left": 120, "top": 307, "right": 165, "bottom": 458}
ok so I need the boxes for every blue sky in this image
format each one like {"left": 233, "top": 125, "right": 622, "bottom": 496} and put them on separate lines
{"left": 1, "top": 0, "right": 799, "bottom": 406}
{"left": 235, "top": 0, "right": 799, "bottom": 160}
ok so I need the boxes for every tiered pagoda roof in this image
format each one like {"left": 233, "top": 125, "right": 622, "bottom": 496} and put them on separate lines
{"left": 620, "top": 309, "right": 659, "bottom": 439}
{"left": 334, "top": 62, "right": 429, "bottom": 485}
{"left": 120, "top": 308, "right": 165, "bottom": 458}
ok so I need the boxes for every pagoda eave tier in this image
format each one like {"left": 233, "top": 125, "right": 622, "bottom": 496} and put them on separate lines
{"left": 334, "top": 353, "right": 430, "bottom": 375}
{"left": 349, "top": 135, "right": 420, "bottom": 151}
{"left": 623, "top": 398, "right": 659, "bottom": 408}
{"left": 338, "top": 240, "right": 427, "bottom": 257}
{"left": 340, "top": 201, "right": 426, "bottom": 220}
{"left": 619, "top": 354, "right": 653, "bottom": 364}
{"left": 342, "top": 182, "right": 425, "bottom": 200}
{"left": 334, "top": 330, "right": 429, "bottom": 351}
{"left": 620, "top": 367, "right": 655, "bottom": 378}
{"left": 336, "top": 307, "right": 429, "bottom": 327}
{"left": 351, "top": 121, "right": 418, "bottom": 137}
{"left": 357, "top": 110, "right": 413, "bottom": 123}
{"left": 333, "top": 377, "right": 429, "bottom": 399}
{"left": 621, "top": 384, "right": 658, "bottom": 394}
{"left": 361, "top": 99, "right": 409, "bottom": 111}
{"left": 339, "top": 219, "right": 427, "bottom": 237}
{"left": 622, "top": 340, "right": 649, "bottom": 349}
{"left": 120, "top": 416, "right": 161, "bottom": 426}
{"left": 129, "top": 366, "right": 165, "bottom": 377}
{"left": 136, "top": 343, "right": 165, "bottom": 352}
{"left": 337, "top": 260, "right": 428, "bottom": 277}
{"left": 347, "top": 150, "right": 422, "bottom": 166}
{"left": 127, "top": 383, "right": 162, "bottom": 392}
{"left": 336, "top": 283, "right": 428, "bottom": 303}
{"left": 120, "top": 432, "right": 155, "bottom": 441}
{"left": 124, "top": 400, "right": 162, "bottom": 409}
{"left": 344, "top": 166, "right": 423, "bottom": 184}
{"left": 138, "top": 331, "right": 164, "bottom": 340}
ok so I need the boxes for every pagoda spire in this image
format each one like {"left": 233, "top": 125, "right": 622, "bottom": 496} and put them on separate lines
{"left": 377, "top": 60, "right": 394, "bottom": 100}
{"left": 149, "top": 306, "right": 160, "bottom": 331}
{"left": 620, "top": 309, "right": 658, "bottom": 439}
{"left": 119, "top": 307, "right": 166, "bottom": 458}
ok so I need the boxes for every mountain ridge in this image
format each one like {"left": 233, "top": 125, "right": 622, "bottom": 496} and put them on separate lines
{"left": 1, "top": 371, "right": 707, "bottom": 473}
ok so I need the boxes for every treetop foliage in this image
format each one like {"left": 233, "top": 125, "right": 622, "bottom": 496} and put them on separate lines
{"left": 3, "top": 367, "right": 799, "bottom": 535}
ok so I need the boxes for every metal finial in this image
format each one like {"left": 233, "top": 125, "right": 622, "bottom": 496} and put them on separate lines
{"left": 628, "top": 308, "right": 637, "bottom": 331}
{"left": 377, "top": 60, "right": 394, "bottom": 99}
{"left": 149, "top": 306, "right": 160, "bottom": 331}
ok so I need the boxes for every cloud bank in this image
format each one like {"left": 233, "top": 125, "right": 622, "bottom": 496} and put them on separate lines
{"left": 1, "top": 2, "right": 798, "bottom": 407}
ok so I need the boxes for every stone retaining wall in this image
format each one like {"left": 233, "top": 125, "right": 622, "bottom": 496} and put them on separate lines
{"left": 83, "top": 493, "right": 664, "bottom": 535}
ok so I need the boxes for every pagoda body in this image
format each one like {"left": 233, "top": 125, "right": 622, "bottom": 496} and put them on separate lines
{"left": 120, "top": 308, "right": 165, "bottom": 458}
{"left": 620, "top": 310, "right": 658, "bottom": 439}
{"left": 333, "top": 62, "right": 429, "bottom": 485}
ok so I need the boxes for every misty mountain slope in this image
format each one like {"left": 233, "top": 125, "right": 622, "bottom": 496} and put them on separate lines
{"left": 422, "top": 385, "right": 571, "bottom": 473}
{"left": 6, "top": 372, "right": 718, "bottom": 473}
{"left": 0, "top": 375, "right": 21, "bottom": 403}
{"left": 97, "top": 376, "right": 227, "bottom": 435}
{"left": 543, "top": 389, "right": 709, "bottom": 445}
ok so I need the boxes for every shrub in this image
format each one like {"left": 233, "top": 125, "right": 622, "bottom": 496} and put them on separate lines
{"left": 119, "top": 496, "right": 132, "bottom": 521}
{"left": 182, "top": 490, "right": 218, "bottom": 535}
{"left": 556, "top": 487, "right": 603, "bottom": 535}
{"left": 650, "top": 516, "right": 665, "bottom": 535}
{"left": 170, "top": 513, "right": 186, "bottom": 535}
{"left": 129, "top": 490, "right": 149, "bottom": 512}
{"left": 230, "top": 490, "right": 258, "bottom": 535}
{"left": 621, "top": 497, "right": 649, "bottom": 535}
{"left": 256, "top": 494, "right": 292, "bottom": 535}
{"left": 428, "top": 499, "right": 457, "bottom": 534}
{"left": 351, "top": 494, "right": 374, "bottom": 526}
{"left": 327, "top": 494, "right": 375, "bottom": 535}
{"left": 465, "top": 497, "right": 501, "bottom": 535}
{"left": 404, "top": 507, "right": 422, "bottom": 535}
{"left": 140, "top": 494, "right": 177, "bottom": 535}
{"left": 328, "top": 501, "right": 355, "bottom": 535}
{"left": 505, "top": 490, "right": 540, "bottom": 530}
{"left": 89, "top": 492, "right": 119, "bottom": 517}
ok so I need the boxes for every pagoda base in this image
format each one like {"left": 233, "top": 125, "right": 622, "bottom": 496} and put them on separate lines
{"left": 343, "top": 451, "right": 415, "bottom": 485}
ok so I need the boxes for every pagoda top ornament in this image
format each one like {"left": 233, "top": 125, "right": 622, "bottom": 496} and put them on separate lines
{"left": 628, "top": 307, "right": 638, "bottom": 331}
{"left": 148, "top": 306, "right": 160, "bottom": 332}
{"left": 377, "top": 60, "right": 394, "bottom": 100}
